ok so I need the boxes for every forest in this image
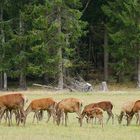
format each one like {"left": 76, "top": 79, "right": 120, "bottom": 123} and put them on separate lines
{"left": 0, "top": 0, "right": 140, "bottom": 90}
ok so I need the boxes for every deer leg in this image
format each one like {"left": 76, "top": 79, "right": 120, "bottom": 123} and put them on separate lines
{"left": 0, "top": 107, "right": 6, "bottom": 123}
{"left": 10, "top": 110, "right": 14, "bottom": 126}
{"left": 4, "top": 110, "right": 8, "bottom": 124}
{"left": 111, "top": 111, "right": 114, "bottom": 124}
{"left": 86, "top": 116, "right": 89, "bottom": 123}
{"left": 135, "top": 113, "right": 139, "bottom": 125}
{"left": 7, "top": 111, "right": 10, "bottom": 126}
{"left": 61, "top": 111, "right": 64, "bottom": 125}
{"left": 36, "top": 112, "right": 40, "bottom": 123}
{"left": 23, "top": 114, "right": 27, "bottom": 126}
{"left": 16, "top": 110, "right": 20, "bottom": 126}
{"left": 52, "top": 109, "right": 56, "bottom": 124}
{"left": 127, "top": 114, "right": 134, "bottom": 126}
{"left": 8, "top": 110, "right": 12, "bottom": 126}
{"left": 32, "top": 112, "right": 36, "bottom": 123}
{"left": 91, "top": 117, "right": 94, "bottom": 127}
{"left": 18, "top": 110, "right": 21, "bottom": 125}
{"left": 65, "top": 112, "right": 68, "bottom": 126}
{"left": 94, "top": 117, "right": 96, "bottom": 124}
{"left": 39, "top": 110, "right": 43, "bottom": 121}
{"left": 106, "top": 110, "right": 114, "bottom": 124}
{"left": 138, "top": 111, "right": 140, "bottom": 125}
{"left": 99, "top": 117, "right": 103, "bottom": 128}
{"left": 46, "top": 110, "right": 51, "bottom": 123}
{"left": 106, "top": 111, "right": 111, "bottom": 124}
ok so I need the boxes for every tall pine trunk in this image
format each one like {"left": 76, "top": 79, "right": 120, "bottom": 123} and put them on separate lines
{"left": 3, "top": 72, "right": 7, "bottom": 90}
{"left": 0, "top": 72, "right": 3, "bottom": 90}
{"left": 43, "top": 73, "right": 49, "bottom": 85}
{"left": 19, "top": 72, "right": 27, "bottom": 90}
{"left": 103, "top": 26, "right": 109, "bottom": 81}
{"left": 57, "top": 7, "right": 63, "bottom": 89}
{"left": 19, "top": 13, "right": 27, "bottom": 90}
{"left": 0, "top": 5, "right": 3, "bottom": 90}
{"left": 138, "top": 57, "right": 140, "bottom": 88}
{"left": 0, "top": 3, "right": 7, "bottom": 90}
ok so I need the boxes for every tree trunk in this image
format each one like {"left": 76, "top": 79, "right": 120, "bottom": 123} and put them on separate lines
{"left": 19, "top": 72, "right": 27, "bottom": 90}
{"left": 58, "top": 45, "right": 63, "bottom": 89}
{"left": 3, "top": 72, "right": 7, "bottom": 90}
{"left": 57, "top": 7, "right": 63, "bottom": 89}
{"left": 103, "top": 26, "right": 109, "bottom": 81}
{"left": 100, "top": 81, "right": 108, "bottom": 91}
{"left": 0, "top": 72, "right": 3, "bottom": 90}
{"left": 137, "top": 57, "right": 140, "bottom": 88}
{"left": 0, "top": 3, "right": 7, "bottom": 90}
{"left": 19, "top": 12, "right": 27, "bottom": 90}
{"left": 43, "top": 73, "right": 49, "bottom": 84}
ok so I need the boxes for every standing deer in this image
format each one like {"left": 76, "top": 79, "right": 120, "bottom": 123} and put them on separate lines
{"left": 55, "top": 98, "right": 83, "bottom": 126}
{"left": 23, "top": 97, "right": 56, "bottom": 125}
{"left": 0, "top": 93, "right": 27, "bottom": 126}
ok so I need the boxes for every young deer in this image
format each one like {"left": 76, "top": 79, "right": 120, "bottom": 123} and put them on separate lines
{"left": 85, "top": 107, "right": 104, "bottom": 128}
{"left": 80, "top": 101, "right": 113, "bottom": 125}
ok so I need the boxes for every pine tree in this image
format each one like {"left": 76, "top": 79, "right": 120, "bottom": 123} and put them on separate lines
{"left": 102, "top": 0, "right": 140, "bottom": 83}
{"left": 21, "top": 0, "right": 86, "bottom": 88}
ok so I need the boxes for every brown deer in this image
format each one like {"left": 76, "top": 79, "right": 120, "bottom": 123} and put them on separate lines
{"left": 116, "top": 101, "right": 138, "bottom": 125}
{"left": 24, "top": 97, "right": 56, "bottom": 124}
{"left": 126, "top": 100, "right": 140, "bottom": 125}
{"left": 55, "top": 98, "right": 83, "bottom": 126}
{"left": 84, "top": 107, "right": 104, "bottom": 128}
{"left": 79, "top": 101, "right": 114, "bottom": 126}
{"left": 0, "top": 93, "right": 27, "bottom": 126}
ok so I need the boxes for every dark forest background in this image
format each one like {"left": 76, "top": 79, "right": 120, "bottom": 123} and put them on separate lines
{"left": 0, "top": 0, "right": 140, "bottom": 90}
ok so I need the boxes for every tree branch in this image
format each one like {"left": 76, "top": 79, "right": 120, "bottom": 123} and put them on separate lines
{"left": 82, "top": 0, "right": 92, "bottom": 14}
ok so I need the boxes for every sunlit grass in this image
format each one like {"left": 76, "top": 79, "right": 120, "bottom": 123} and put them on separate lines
{"left": 0, "top": 89, "right": 140, "bottom": 140}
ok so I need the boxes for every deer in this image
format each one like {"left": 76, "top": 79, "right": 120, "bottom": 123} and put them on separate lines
{"left": 55, "top": 98, "right": 83, "bottom": 126}
{"left": 78, "top": 101, "right": 114, "bottom": 126}
{"left": 23, "top": 97, "right": 56, "bottom": 125}
{"left": 126, "top": 100, "right": 140, "bottom": 126}
{"left": 83, "top": 107, "right": 104, "bottom": 128}
{"left": 116, "top": 101, "right": 138, "bottom": 125}
{"left": 0, "top": 93, "right": 28, "bottom": 126}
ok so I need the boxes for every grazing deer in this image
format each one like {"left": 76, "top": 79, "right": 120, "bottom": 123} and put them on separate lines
{"left": 0, "top": 93, "right": 27, "bottom": 126}
{"left": 79, "top": 101, "right": 113, "bottom": 126}
{"left": 126, "top": 100, "right": 140, "bottom": 126}
{"left": 24, "top": 97, "right": 56, "bottom": 125}
{"left": 116, "top": 101, "right": 137, "bottom": 125}
{"left": 85, "top": 107, "right": 104, "bottom": 128}
{"left": 55, "top": 98, "right": 83, "bottom": 126}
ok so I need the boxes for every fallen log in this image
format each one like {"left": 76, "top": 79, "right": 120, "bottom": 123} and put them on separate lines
{"left": 63, "top": 84, "right": 77, "bottom": 92}
{"left": 32, "top": 83, "right": 60, "bottom": 90}
{"left": 64, "top": 76, "right": 93, "bottom": 92}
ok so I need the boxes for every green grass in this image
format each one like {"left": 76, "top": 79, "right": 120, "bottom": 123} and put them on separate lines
{"left": 0, "top": 89, "right": 140, "bottom": 140}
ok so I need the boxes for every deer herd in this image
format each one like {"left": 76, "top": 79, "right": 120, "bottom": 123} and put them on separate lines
{"left": 0, "top": 93, "right": 140, "bottom": 128}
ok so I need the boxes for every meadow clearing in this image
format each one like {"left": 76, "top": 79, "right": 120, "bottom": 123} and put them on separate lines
{"left": 0, "top": 88, "right": 140, "bottom": 140}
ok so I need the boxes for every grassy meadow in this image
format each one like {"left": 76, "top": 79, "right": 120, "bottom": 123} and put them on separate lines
{"left": 0, "top": 89, "right": 140, "bottom": 140}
